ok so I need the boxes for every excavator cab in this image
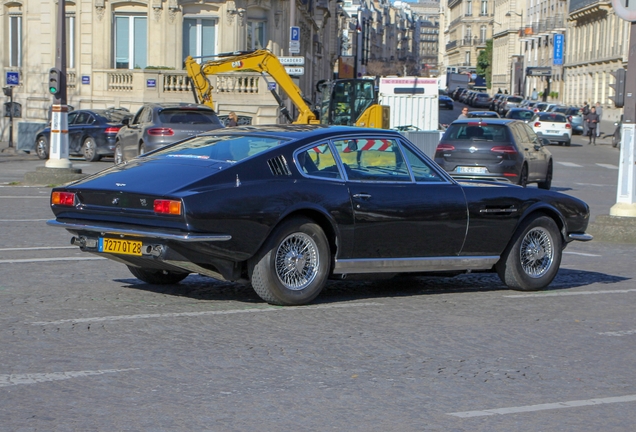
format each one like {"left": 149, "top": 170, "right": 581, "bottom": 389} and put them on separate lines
{"left": 318, "top": 79, "right": 389, "bottom": 129}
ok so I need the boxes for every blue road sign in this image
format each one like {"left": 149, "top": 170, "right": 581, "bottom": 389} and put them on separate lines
{"left": 290, "top": 26, "right": 300, "bottom": 42}
{"left": 6, "top": 71, "right": 19, "bottom": 86}
{"left": 553, "top": 34, "right": 564, "bottom": 65}
{"left": 82, "top": 76, "right": 90, "bottom": 85}
{"left": 147, "top": 79, "right": 156, "bottom": 88}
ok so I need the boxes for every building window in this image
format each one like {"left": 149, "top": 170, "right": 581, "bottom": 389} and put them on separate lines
{"left": 114, "top": 15, "right": 147, "bottom": 69}
{"left": 183, "top": 18, "right": 217, "bottom": 61}
{"left": 66, "top": 14, "right": 76, "bottom": 69}
{"left": 480, "top": 25, "right": 487, "bottom": 43}
{"left": 247, "top": 21, "right": 266, "bottom": 50}
{"left": 9, "top": 15, "right": 22, "bottom": 67}
{"left": 465, "top": 51, "right": 470, "bottom": 64}
{"left": 481, "top": 0, "right": 488, "bottom": 15}
{"left": 466, "top": 0, "right": 473, "bottom": 15}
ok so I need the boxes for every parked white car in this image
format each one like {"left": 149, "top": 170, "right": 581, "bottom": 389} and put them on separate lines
{"left": 531, "top": 112, "right": 572, "bottom": 146}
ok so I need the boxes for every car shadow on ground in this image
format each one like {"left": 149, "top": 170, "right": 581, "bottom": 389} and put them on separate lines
{"left": 114, "top": 268, "right": 629, "bottom": 305}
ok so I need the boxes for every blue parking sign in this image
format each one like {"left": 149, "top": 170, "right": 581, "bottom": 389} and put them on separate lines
{"left": 6, "top": 71, "right": 19, "bottom": 86}
{"left": 290, "top": 26, "right": 300, "bottom": 41}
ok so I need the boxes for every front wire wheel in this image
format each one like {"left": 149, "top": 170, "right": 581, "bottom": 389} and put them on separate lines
{"left": 251, "top": 217, "right": 330, "bottom": 305}
{"left": 496, "top": 215, "right": 562, "bottom": 291}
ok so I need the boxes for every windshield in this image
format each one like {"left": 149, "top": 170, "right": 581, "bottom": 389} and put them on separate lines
{"left": 151, "top": 135, "right": 290, "bottom": 163}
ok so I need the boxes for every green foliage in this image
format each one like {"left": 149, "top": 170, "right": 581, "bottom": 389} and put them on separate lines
{"left": 549, "top": 91, "right": 559, "bottom": 99}
{"left": 476, "top": 40, "right": 493, "bottom": 89}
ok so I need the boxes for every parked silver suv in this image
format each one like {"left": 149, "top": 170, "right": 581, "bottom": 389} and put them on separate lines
{"left": 114, "top": 103, "right": 224, "bottom": 164}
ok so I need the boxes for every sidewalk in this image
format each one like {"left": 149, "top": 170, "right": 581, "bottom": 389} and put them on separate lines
{"left": 0, "top": 140, "right": 39, "bottom": 162}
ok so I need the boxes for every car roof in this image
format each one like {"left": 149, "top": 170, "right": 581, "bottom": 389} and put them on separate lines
{"left": 198, "top": 124, "right": 403, "bottom": 141}
{"left": 451, "top": 118, "right": 517, "bottom": 126}
{"left": 145, "top": 102, "right": 214, "bottom": 110}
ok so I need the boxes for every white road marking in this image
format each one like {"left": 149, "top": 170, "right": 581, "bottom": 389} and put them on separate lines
{"left": 557, "top": 162, "right": 583, "bottom": 167}
{"left": 574, "top": 182, "right": 608, "bottom": 187}
{"left": 0, "top": 257, "right": 105, "bottom": 264}
{"left": 0, "top": 219, "right": 50, "bottom": 222}
{"left": 505, "top": 289, "right": 636, "bottom": 298}
{"left": 31, "top": 302, "right": 384, "bottom": 325}
{"left": 598, "top": 330, "right": 636, "bottom": 337}
{"left": 0, "top": 369, "right": 138, "bottom": 388}
{"left": 563, "top": 251, "right": 601, "bottom": 257}
{"left": 448, "top": 394, "right": 636, "bottom": 418}
{"left": 596, "top": 163, "right": 619, "bottom": 170}
{"left": 0, "top": 246, "right": 76, "bottom": 251}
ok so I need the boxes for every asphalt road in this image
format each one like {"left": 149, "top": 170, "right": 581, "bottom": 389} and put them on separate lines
{"left": 1, "top": 130, "right": 635, "bottom": 431}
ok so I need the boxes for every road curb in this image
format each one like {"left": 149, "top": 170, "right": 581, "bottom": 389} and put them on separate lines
{"left": 587, "top": 214, "right": 636, "bottom": 243}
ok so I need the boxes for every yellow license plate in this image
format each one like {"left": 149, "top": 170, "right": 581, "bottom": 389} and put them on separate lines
{"left": 98, "top": 238, "right": 142, "bottom": 256}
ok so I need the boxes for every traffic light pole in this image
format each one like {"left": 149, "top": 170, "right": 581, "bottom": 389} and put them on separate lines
{"left": 45, "top": 0, "right": 71, "bottom": 169}
{"left": 611, "top": 21, "right": 636, "bottom": 217}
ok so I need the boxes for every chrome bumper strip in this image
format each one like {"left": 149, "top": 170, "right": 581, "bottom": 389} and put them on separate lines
{"left": 47, "top": 220, "right": 231, "bottom": 242}
{"left": 334, "top": 256, "right": 500, "bottom": 274}
{"left": 568, "top": 233, "right": 593, "bottom": 242}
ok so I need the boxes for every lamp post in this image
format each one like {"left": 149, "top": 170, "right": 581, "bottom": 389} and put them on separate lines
{"left": 506, "top": 10, "right": 524, "bottom": 96}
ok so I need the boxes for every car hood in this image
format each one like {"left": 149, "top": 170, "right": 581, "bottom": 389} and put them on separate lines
{"left": 67, "top": 157, "right": 231, "bottom": 195}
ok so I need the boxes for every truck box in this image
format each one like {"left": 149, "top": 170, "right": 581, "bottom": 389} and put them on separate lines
{"left": 378, "top": 77, "right": 439, "bottom": 131}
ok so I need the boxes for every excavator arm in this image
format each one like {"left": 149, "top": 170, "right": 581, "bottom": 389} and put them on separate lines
{"left": 184, "top": 50, "right": 319, "bottom": 124}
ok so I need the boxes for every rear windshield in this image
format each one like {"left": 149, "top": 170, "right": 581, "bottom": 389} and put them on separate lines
{"left": 444, "top": 124, "right": 510, "bottom": 141}
{"left": 151, "top": 135, "right": 289, "bottom": 163}
{"left": 509, "top": 110, "right": 534, "bottom": 120}
{"left": 567, "top": 108, "right": 582, "bottom": 116}
{"left": 159, "top": 109, "right": 222, "bottom": 125}
{"left": 507, "top": 97, "right": 523, "bottom": 103}
{"left": 98, "top": 110, "right": 130, "bottom": 123}
{"left": 537, "top": 113, "right": 568, "bottom": 122}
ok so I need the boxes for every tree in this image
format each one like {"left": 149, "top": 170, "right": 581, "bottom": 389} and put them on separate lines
{"left": 476, "top": 39, "right": 493, "bottom": 89}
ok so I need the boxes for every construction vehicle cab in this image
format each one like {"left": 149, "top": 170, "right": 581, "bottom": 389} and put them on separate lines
{"left": 317, "top": 79, "right": 379, "bottom": 126}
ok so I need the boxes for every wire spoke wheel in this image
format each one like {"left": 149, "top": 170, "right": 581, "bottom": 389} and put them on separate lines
{"left": 519, "top": 227, "right": 554, "bottom": 278}
{"left": 275, "top": 232, "right": 319, "bottom": 290}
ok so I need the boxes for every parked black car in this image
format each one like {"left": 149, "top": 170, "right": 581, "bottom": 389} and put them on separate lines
{"left": 48, "top": 125, "right": 591, "bottom": 306}
{"left": 35, "top": 108, "right": 131, "bottom": 161}
{"left": 435, "top": 118, "right": 553, "bottom": 188}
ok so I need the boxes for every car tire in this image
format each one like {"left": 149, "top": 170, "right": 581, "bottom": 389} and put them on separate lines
{"left": 82, "top": 137, "right": 101, "bottom": 162}
{"left": 612, "top": 130, "right": 620, "bottom": 148}
{"left": 496, "top": 215, "right": 562, "bottom": 291}
{"left": 517, "top": 165, "right": 528, "bottom": 187}
{"left": 35, "top": 135, "right": 49, "bottom": 160}
{"left": 139, "top": 142, "right": 146, "bottom": 156}
{"left": 565, "top": 140, "right": 571, "bottom": 147}
{"left": 538, "top": 160, "right": 552, "bottom": 190}
{"left": 250, "top": 217, "right": 330, "bottom": 306}
{"left": 127, "top": 265, "right": 189, "bottom": 285}
{"left": 114, "top": 143, "right": 124, "bottom": 164}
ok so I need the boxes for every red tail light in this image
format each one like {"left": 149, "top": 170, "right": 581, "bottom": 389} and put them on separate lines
{"left": 148, "top": 128, "right": 175, "bottom": 136}
{"left": 104, "top": 127, "right": 121, "bottom": 134}
{"left": 51, "top": 191, "right": 76, "bottom": 206}
{"left": 567, "top": 115, "right": 573, "bottom": 122}
{"left": 436, "top": 143, "right": 455, "bottom": 151}
{"left": 491, "top": 146, "right": 518, "bottom": 154}
{"left": 534, "top": 122, "right": 541, "bottom": 127}
{"left": 565, "top": 123, "right": 572, "bottom": 129}
{"left": 154, "top": 199, "right": 182, "bottom": 215}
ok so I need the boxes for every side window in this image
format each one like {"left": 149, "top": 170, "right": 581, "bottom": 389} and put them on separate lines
{"left": 509, "top": 123, "right": 527, "bottom": 145}
{"left": 67, "top": 112, "right": 79, "bottom": 125}
{"left": 132, "top": 107, "right": 145, "bottom": 125}
{"left": 400, "top": 143, "right": 443, "bottom": 182}
{"left": 332, "top": 138, "right": 410, "bottom": 182}
{"left": 295, "top": 143, "right": 342, "bottom": 180}
{"left": 75, "top": 112, "right": 91, "bottom": 125}
{"left": 521, "top": 123, "right": 541, "bottom": 144}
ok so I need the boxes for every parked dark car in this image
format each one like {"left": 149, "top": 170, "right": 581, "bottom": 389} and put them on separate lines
{"left": 472, "top": 93, "right": 493, "bottom": 108}
{"left": 498, "top": 95, "right": 524, "bottom": 115}
{"left": 35, "top": 108, "right": 131, "bottom": 161}
{"left": 505, "top": 108, "right": 535, "bottom": 122}
{"left": 48, "top": 125, "right": 591, "bottom": 306}
{"left": 114, "top": 103, "right": 224, "bottom": 164}
{"left": 435, "top": 118, "right": 553, "bottom": 188}
{"left": 439, "top": 94, "right": 454, "bottom": 110}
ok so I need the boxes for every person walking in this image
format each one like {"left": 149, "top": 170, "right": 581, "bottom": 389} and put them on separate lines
{"left": 585, "top": 106, "right": 600, "bottom": 145}
{"left": 581, "top": 102, "right": 590, "bottom": 136}
{"left": 531, "top": 88, "right": 538, "bottom": 100}
{"left": 595, "top": 102, "right": 603, "bottom": 137}
{"left": 227, "top": 111, "right": 238, "bottom": 127}
{"left": 458, "top": 107, "right": 469, "bottom": 119}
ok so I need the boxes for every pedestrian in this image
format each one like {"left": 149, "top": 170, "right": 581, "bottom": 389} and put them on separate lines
{"left": 227, "top": 111, "right": 238, "bottom": 127}
{"left": 595, "top": 102, "right": 603, "bottom": 137}
{"left": 585, "top": 106, "right": 600, "bottom": 145}
{"left": 458, "top": 107, "right": 469, "bottom": 119}
{"left": 581, "top": 102, "right": 590, "bottom": 135}
{"left": 531, "top": 88, "right": 538, "bottom": 100}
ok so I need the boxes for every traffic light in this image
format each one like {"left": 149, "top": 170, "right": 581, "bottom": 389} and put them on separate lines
{"left": 610, "top": 68, "right": 626, "bottom": 108}
{"left": 48, "top": 68, "right": 62, "bottom": 98}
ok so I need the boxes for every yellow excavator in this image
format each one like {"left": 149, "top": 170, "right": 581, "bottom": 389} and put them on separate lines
{"left": 184, "top": 49, "right": 389, "bottom": 128}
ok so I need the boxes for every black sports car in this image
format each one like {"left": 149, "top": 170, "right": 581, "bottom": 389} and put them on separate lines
{"left": 48, "top": 125, "right": 592, "bottom": 306}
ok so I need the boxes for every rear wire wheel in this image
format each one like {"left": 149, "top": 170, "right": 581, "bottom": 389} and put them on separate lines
{"left": 250, "top": 217, "right": 330, "bottom": 306}
{"left": 127, "top": 266, "right": 189, "bottom": 285}
{"left": 496, "top": 215, "right": 562, "bottom": 291}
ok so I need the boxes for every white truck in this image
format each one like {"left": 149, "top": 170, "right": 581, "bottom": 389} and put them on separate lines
{"left": 378, "top": 77, "right": 439, "bottom": 131}
{"left": 446, "top": 72, "right": 470, "bottom": 93}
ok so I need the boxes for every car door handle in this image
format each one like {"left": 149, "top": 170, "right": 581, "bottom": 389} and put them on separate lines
{"left": 352, "top": 193, "right": 372, "bottom": 199}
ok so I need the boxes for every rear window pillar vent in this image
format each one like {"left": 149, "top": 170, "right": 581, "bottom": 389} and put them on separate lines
{"left": 267, "top": 155, "right": 292, "bottom": 176}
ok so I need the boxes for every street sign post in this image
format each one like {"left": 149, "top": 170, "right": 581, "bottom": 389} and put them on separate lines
{"left": 284, "top": 67, "right": 304, "bottom": 76}
{"left": 289, "top": 26, "right": 300, "bottom": 54}
{"left": 6, "top": 71, "right": 19, "bottom": 86}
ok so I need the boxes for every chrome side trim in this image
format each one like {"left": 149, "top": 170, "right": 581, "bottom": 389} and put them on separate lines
{"left": 47, "top": 220, "right": 231, "bottom": 242}
{"left": 333, "top": 256, "right": 500, "bottom": 274}
{"left": 568, "top": 233, "right": 593, "bottom": 242}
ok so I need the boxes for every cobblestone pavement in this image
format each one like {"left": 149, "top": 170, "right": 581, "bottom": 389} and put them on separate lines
{"left": 1, "top": 139, "right": 636, "bottom": 431}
